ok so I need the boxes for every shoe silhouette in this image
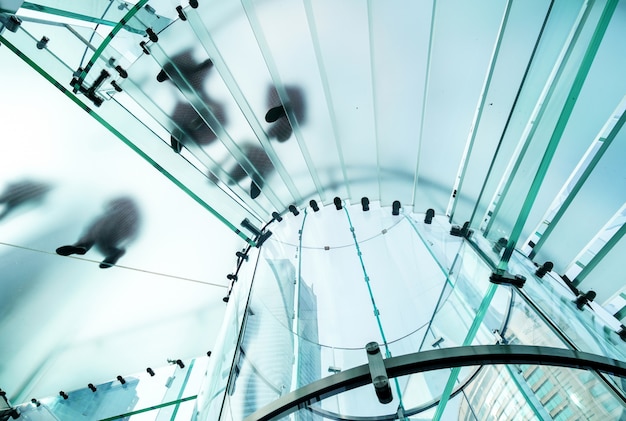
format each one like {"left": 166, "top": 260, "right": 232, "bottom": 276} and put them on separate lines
{"left": 264, "top": 85, "right": 306, "bottom": 142}
{"left": 99, "top": 249, "right": 126, "bottom": 268}
{"left": 55, "top": 245, "right": 88, "bottom": 256}
{"left": 265, "top": 105, "right": 286, "bottom": 123}
{"left": 218, "top": 144, "right": 273, "bottom": 200}
{"left": 250, "top": 181, "right": 262, "bottom": 199}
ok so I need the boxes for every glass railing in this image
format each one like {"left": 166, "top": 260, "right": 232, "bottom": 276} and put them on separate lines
{"left": 11, "top": 356, "right": 207, "bottom": 421}
{"left": 244, "top": 350, "right": 626, "bottom": 421}
{"left": 5, "top": 243, "right": 260, "bottom": 420}
{"left": 523, "top": 96, "right": 626, "bottom": 261}
{"left": 446, "top": 0, "right": 553, "bottom": 225}
{"left": 452, "top": 0, "right": 621, "bottom": 270}
{"left": 196, "top": 204, "right": 626, "bottom": 420}
{"left": 274, "top": 365, "right": 625, "bottom": 420}
{"left": 195, "top": 246, "right": 260, "bottom": 421}
{"left": 197, "top": 205, "right": 513, "bottom": 420}
{"left": 509, "top": 251, "right": 626, "bottom": 361}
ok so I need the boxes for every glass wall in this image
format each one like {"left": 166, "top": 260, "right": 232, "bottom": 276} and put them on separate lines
{"left": 196, "top": 203, "right": 626, "bottom": 420}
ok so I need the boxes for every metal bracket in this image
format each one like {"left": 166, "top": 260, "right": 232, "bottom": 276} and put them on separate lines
{"left": 70, "top": 69, "right": 110, "bottom": 107}
{"left": 365, "top": 342, "right": 392, "bottom": 404}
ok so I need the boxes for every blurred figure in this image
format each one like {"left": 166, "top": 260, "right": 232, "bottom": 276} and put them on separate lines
{"left": 56, "top": 197, "right": 140, "bottom": 268}
{"left": 157, "top": 50, "right": 227, "bottom": 153}
{"left": 265, "top": 85, "right": 306, "bottom": 142}
{"left": 169, "top": 99, "right": 227, "bottom": 152}
{"left": 0, "top": 180, "right": 51, "bottom": 220}
{"left": 215, "top": 144, "right": 274, "bottom": 199}
{"left": 156, "top": 50, "right": 213, "bottom": 91}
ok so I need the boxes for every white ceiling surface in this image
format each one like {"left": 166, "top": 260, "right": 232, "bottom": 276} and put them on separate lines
{"left": 0, "top": 50, "right": 241, "bottom": 403}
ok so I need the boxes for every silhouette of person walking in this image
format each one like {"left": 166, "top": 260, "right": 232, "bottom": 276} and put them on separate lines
{"left": 265, "top": 85, "right": 306, "bottom": 142}
{"left": 169, "top": 100, "right": 226, "bottom": 152}
{"left": 157, "top": 50, "right": 227, "bottom": 152}
{"left": 56, "top": 197, "right": 140, "bottom": 268}
{"left": 226, "top": 144, "right": 274, "bottom": 199}
{"left": 0, "top": 180, "right": 51, "bottom": 220}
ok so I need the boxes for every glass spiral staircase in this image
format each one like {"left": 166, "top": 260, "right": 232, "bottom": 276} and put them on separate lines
{"left": 1, "top": 0, "right": 626, "bottom": 420}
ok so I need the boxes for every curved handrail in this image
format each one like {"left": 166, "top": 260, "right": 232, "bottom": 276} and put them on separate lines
{"left": 245, "top": 344, "right": 626, "bottom": 421}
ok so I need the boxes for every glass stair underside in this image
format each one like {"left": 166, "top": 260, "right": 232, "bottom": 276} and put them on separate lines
{"left": 2, "top": 0, "right": 625, "bottom": 247}
{"left": 0, "top": 0, "right": 564, "bottom": 240}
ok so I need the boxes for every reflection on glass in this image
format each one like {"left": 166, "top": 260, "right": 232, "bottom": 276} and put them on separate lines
{"left": 509, "top": 251, "right": 626, "bottom": 362}
{"left": 462, "top": 365, "right": 625, "bottom": 421}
